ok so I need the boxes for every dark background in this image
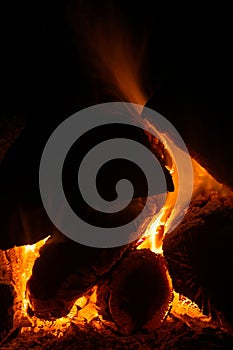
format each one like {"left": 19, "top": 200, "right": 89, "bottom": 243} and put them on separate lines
{"left": 0, "top": 2, "right": 232, "bottom": 186}
{"left": 1, "top": 2, "right": 232, "bottom": 120}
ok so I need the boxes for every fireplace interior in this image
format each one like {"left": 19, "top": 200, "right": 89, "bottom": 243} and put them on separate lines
{"left": 0, "top": 1, "right": 233, "bottom": 349}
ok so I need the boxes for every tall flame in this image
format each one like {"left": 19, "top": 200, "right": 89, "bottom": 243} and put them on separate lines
{"left": 70, "top": 1, "right": 149, "bottom": 105}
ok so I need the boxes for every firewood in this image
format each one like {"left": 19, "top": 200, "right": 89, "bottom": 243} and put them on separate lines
{"left": 0, "top": 118, "right": 174, "bottom": 250}
{"left": 0, "top": 284, "right": 14, "bottom": 339}
{"left": 97, "top": 249, "right": 173, "bottom": 334}
{"left": 26, "top": 233, "right": 129, "bottom": 320}
{"left": 162, "top": 192, "right": 233, "bottom": 335}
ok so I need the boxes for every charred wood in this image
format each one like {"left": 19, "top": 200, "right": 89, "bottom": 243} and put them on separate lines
{"left": 97, "top": 249, "right": 173, "bottom": 334}
{"left": 0, "top": 283, "right": 14, "bottom": 340}
{"left": 163, "top": 192, "right": 233, "bottom": 335}
{"left": 26, "top": 233, "right": 129, "bottom": 320}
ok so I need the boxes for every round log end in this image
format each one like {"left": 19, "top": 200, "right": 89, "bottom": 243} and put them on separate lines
{"left": 108, "top": 249, "right": 173, "bottom": 334}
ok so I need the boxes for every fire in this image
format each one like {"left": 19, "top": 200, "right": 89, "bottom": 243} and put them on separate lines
{"left": 136, "top": 151, "right": 228, "bottom": 323}
{"left": 171, "top": 292, "right": 212, "bottom": 325}
{"left": 136, "top": 113, "right": 231, "bottom": 255}
{"left": 2, "top": 3, "right": 229, "bottom": 337}
{"left": 3, "top": 105, "right": 221, "bottom": 337}
{"left": 70, "top": 2, "right": 149, "bottom": 106}
{"left": 0, "top": 237, "right": 102, "bottom": 336}
{"left": 192, "top": 158, "right": 229, "bottom": 196}
{"left": 1, "top": 237, "right": 50, "bottom": 326}
{"left": 137, "top": 154, "right": 229, "bottom": 254}
{"left": 22, "top": 285, "right": 101, "bottom": 337}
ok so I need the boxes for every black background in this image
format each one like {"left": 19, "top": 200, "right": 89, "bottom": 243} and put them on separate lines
{"left": 0, "top": 1, "right": 232, "bottom": 186}
{"left": 1, "top": 2, "right": 232, "bottom": 121}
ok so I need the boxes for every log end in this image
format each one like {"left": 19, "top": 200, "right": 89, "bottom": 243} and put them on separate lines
{"left": 107, "top": 249, "right": 173, "bottom": 334}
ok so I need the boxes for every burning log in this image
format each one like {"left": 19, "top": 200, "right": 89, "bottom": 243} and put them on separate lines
{"left": 26, "top": 233, "right": 130, "bottom": 320}
{"left": 162, "top": 191, "right": 233, "bottom": 335}
{"left": 0, "top": 117, "right": 174, "bottom": 250}
{"left": 97, "top": 249, "right": 173, "bottom": 335}
{"left": 0, "top": 284, "right": 14, "bottom": 339}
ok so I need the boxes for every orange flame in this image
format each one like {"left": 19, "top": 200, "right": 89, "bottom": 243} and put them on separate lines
{"left": 3, "top": 4, "right": 229, "bottom": 334}
{"left": 70, "top": 2, "right": 149, "bottom": 105}
{"left": 0, "top": 236, "right": 100, "bottom": 335}
{"left": 0, "top": 236, "right": 50, "bottom": 329}
{"left": 137, "top": 155, "right": 229, "bottom": 254}
{"left": 21, "top": 285, "right": 101, "bottom": 336}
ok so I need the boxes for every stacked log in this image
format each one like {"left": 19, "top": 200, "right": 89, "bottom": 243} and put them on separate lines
{"left": 0, "top": 119, "right": 173, "bottom": 249}
{"left": 163, "top": 192, "right": 233, "bottom": 335}
{"left": 97, "top": 249, "right": 173, "bottom": 334}
{"left": 0, "top": 284, "right": 14, "bottom": 340}
{"left": 26, "top": 233, "right": 129, "bottom": 320}
{"left": 0, "top": 113, "right": 175, "bottom": 333}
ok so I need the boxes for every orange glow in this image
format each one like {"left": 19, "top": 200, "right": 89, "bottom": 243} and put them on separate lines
{"left": 191, "top": 158, "right": 229, "bottom": 196}
{"left": 3, "top": 237, "right": 50, "bottom": 326}
{"left": 1, "top": 236, "right": 99, "bottom": 336}
{"left": 2, "top": 6, "right": 229, "bottom": 334}
{"left": 3, "top": 81, "right": 225, "bottom": 338}
{"left": 3, "top": 125, "right": 223, "bottom": 335}
{"left": 88, "top": 29, "right": 147, "bottom": 105}
{"left": 137, "top": 146, "right": 229, "bottom": 254}
{"left": 71, "top": 3, "right": 149, "bottom": 106}
{"left": 171, "top": 292, "right": 212, "bottom": 323}
{"left": 20, "top": 285, "right": 101, "bottom": 336}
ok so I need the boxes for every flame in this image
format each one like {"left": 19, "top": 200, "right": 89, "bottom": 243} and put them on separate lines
{"left": 1, "top": 236, "right": 100, "bottom": 335}
{"left": 21, "top": 285, "right": 101, "bottom": 336}
{"left": 2, "top": 3, "right": 230, "bottom": 335}
{"left": 70, "top": 2, "right": 149, "bottom": 105}
{"left": 191, "top": 158, "right": 229, "bottom": 196}
{"left": 137, "top": 140, "right": 230, "bottom": 254}
{"left": 6, "top": 149, "right": 221, "bottom": 334}
{"left": 1, "top": 5, "right": 152, "bottom": 335}
{"left": 70, "top": 2, "right": 230, "bottom": 257}
{"left": 14, "top": 241, "right": 100, "bottom": 335}
{"left": 171, "top": 292, "right": 212, "bottom": 324}
{"left": 3, "top": 237, "right": 50, "bottom": 324}
{"left": 68, "top": 1, "right": 231, "bottom": 261}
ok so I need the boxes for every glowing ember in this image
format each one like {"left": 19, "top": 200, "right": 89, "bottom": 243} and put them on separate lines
{"left": 4, "top": 237, "right": 50, "bottom": 324}
{"left": 137, "top": 133, "right": 229, "bottom": 255}
{"left": 21, "top": 285, "right": 101, "bottom": 336}
{"left": 171, "top": 292, "right": 212, "bottom": 324}
{"left": 2, "top": 148, "right": 222, "bottom": 336}
{"left": 4, "top": 86, "right": 225, "bottom": 340}
{"left": 1, "top": 3, "right": 229, "bottom": 336}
